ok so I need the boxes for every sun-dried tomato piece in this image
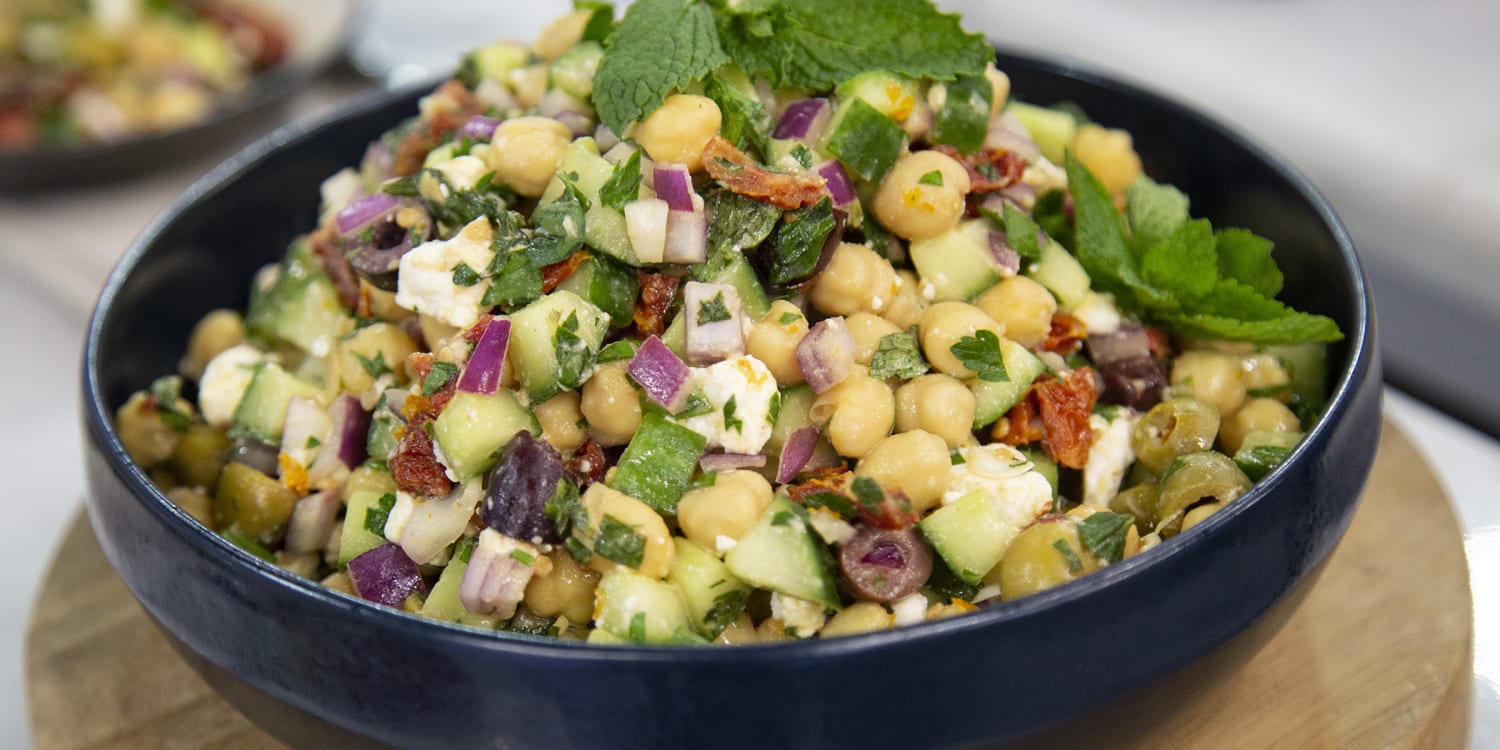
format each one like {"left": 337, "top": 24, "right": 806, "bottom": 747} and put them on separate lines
{"left": 541, "top": 251, "right": 589, "bottom": 293}
{"left": 390, "top": 415, "right": 453, "bottom": 497}
{"left": 406, "top": 352, "right": 457, "bottom": 414}
{"left": 463, "top": 314, "right": 496, "bottom": 344}
{"left": 1034, "top": 367, "right": 1099, "bottom": 469}
{"left": 1041, "top": 312, "right": 1088, "bottom": 356}
{"left": 1146, "top": 327, "right": 1173, "bottom": 359}
{"left": 702, "top": 136, "right": 828, "bottom": 210}
{"left": 854, "top": 486, "right": 920, "bottom": 530}
{"left": 928, "top": 145, "right": 1027, "bottom": 193}
{"left": 565, "top": 438, "right": 608, "bottom": 486}
{"left": 633, "top": 271, "right": 680, "bottom": 337}
{"left": 993, "top": 395, "right": 1045, "bottom": 446}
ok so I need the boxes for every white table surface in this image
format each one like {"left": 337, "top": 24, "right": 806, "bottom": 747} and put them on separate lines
{"left": 2, "top": 1, "right": 1496, "bottom": 747}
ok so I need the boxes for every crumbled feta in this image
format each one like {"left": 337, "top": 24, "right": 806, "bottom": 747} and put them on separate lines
{"left": 891, "top": 592, "right": 928, "bottom": 627}
{"left": 714, "top": 535, "right": 738, "bottom": 556}
{"left": 678, "top": 355, "right": 778, "bottom": 455}
{"left": 197, "top": 344, "right": 267, "bottom": 427}
{"left": 1083, "top": 411, "right": 1139, "bottom": 506}
{"left": 394, "top": 217, "right": 495, "bottom": 329}
{"left": 433, "top": 154, "right": 490, "bottom": 191}
{"left": 806, "top": 507, "right": 857, "bottom": 546}
{"left": 770, "top": 592, "right": 827, "bottom": 638}
{"left": 1022, "top": 155, "right": 1067, "bottom": 194}
{"left": 383, "top": 491, "right": 418, "bottom": 545}
{"left": 1069, "top": 291, "right": 1121, "bottom": 335}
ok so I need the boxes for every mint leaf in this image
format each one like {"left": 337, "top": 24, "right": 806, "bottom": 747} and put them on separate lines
{"left": 1216, "top": 228, "right": 1283, "bottom": 298}
{"left": 1000, "top": 201, "right": 1042, "bottom": 262}
{"left": 1161, "top": 311, "right": 1343, "bottom": 344}
{"left": 598, "top": 149, "right": 643, "bottom": 213}
{"left": 1125, "top": 174, "right": 1190, "bottom": 254}
{"left": 695, "top": 188, "right": 781, "bottom": 282}
{"left": 704, "top": 69, "right": 772, "bottom": 158}
{"left": 1077, "top": 511, "right": 1134, "bottom": 564}
{"left": 1064, "top": 151, "right": 1169, "bottom": 309}
{"left": 822, "top": 97, "right": 907, "bottom": 182}
{"left": 868, "top": 332, "right": 929, "bottom": 380}
{"left": 768, "top": 196, "right": 836, "bottom": 285}
{"left": 949, "top": 329, "right": 1009, "bottom": 382}
{"left": 714, "top": 0, "right": 991, "bottom": 92}
{"left": 1140, "top": 219, "right": 1218, "bottom": 306}
{"left": 593, "top": 0, "right": 728, "bottom": 136}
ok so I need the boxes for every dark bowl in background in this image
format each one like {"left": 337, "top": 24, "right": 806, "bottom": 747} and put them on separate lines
{"left": 80, "top": 50, "right": 1381, "bottom": 749}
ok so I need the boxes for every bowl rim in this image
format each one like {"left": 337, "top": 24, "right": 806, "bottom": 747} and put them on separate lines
{"left": 82, "top": 48, "right": 1375, "bottom": 665}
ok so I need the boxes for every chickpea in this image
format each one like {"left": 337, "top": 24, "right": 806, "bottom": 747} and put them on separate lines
{"left": 974, "top": 276, "right": 1056, "bottom": 349}
{"left": 115, "top": 390, "right": 182, "bottom": 467}
{"left": 418, "top": 314, "right": 460, "bottom": 355}
{"left": 633, "top": 94, "right": 722, "bottom": 172}
{"left": 745, "top": 300, "right": 808, "bottom": 385}
{"left": 715, "top": 613, "right": 761, "bottom": 645}
{"left": 180, "top": 309, "right": 245, "bottom": 381}
{"left": 334, "top": 322, "right": 418, "bottom": 397}
{"left": 808, "top": 243, "right": 898, "bottom": 317}
{"left": 919, "top": 301, "right": 1004, "bottom": 377}
{"left": 997, "top": 517, "right": 1097, "bottom": 601}
{"left": 984, "top": 61, "right": 1011, "bottom": 118}
{"left": 366, "top": 287, "right": 413, "bottom": 325}
{"left": 532, "top": 9, "right": 593, "bottom": 60}
{"left": 882, "top": 270, "right": 928, "bottom": 331}
{"left": 165, "top": 486, "right": 216, "bottom": 529}
{"left": 1073, "top": 123, "right": 1142, "bottom": 195}
{"left": 676, "top": 470, "right": 775, "bottom": 552}
{"left": 810, "top": 372, "right": 894, "bottom": 459}
{"left": 524, "top": 549, "right": 601, "bottom": 623}
{"left": 872, "top": 150, "right": 971, "bottom": 241}
{"left": 1218, "top": 398, "right": 1300, "bottom": 455}
{"left": 1171, "top": 350, "right": 1247, "bottom": 419}
{"left": 1180, "top": 502, "right": 1225, "bottom": 533}
{"left": 580, "top": 361, "right": 642, "bottom": 446}
{"left": 579, "top": 484, "right": 675, "bottom": 578}
{"left": 895, "top": 374, "right": 977, "bottom": 448}
{"left": 845, "top": 313, "right": 902, "bottom": 366}
{"left": 854, "top": 430, "right": 952, "bottom": 513}
{"left": 534, "top": 390, "right": 588, "bottom": 454}
{"left": 487, "top": 116, "right": 572, "bottom": 197}
{"left": 821, "top": 602, "right": 894, "bottom": 638}
{"left": 1239, "top": 352, "right": 1292, "bottom": 399}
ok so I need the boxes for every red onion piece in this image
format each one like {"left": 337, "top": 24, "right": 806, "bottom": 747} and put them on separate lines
{"left": 335, "top": 193, "right": 398, "bottom": 236}
{"left": 664, "top": 206, "right": 707, "bottom": 264}
{"left": 594, "top": 123, "right": 621, "bottom": 152}
{"left": 683, "top": 281, "right": 746, "bottom": 366}
{"left": 817, "top": 161, "right": 856, "bottom": 206}
{"left": 628, "top": 335, "right": 693, "bottom": 412}
{"left": 987, "top": 231, "right": 1021, "bottom": 275}
{"left": 457, "top": 318, "right": 510, "bottom": 395}
{"left": 1086, "top": 324, "right": 1152, "bottom": 366}
{"left": 774, "top": 98, "right": 831, "bottom": 141}
{"left": 460, "top": 115, "right": 502, "bottom": 141}
{"left": 285, "top": 490, "right": 341, "bottom": 554}
{"left": 999, "top": 181, "right": 1036, "bottom": 206}
{"left": 796, "top": 317, "right": 857, "bottom": 393}
{"left": 459, "top": 529, "right": 536, "bottom": 618}
{"left": 308, "top": 394, "right": 369, "bottom": 486}
{"left": 776, "top": 425, "right": 820, "bottom": 483}
{"left": 653, "top": 163, "right": 696, "bottom": 211}
{"left": 985, "top": 113, "right": 1042, "bottom": 162}
{"left": 347, "top": 544, "right": 425, "bottom": 607}
{"left": 700, "top": 453, "right": 768, "bottom": 472}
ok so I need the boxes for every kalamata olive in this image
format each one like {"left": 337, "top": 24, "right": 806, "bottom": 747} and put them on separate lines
{"left": 1098, "top": 355, "right": 1167, "bottom": 411}
{"left": 838, "top": 526, "right": 933, "bottom": 603}
{"left": 347, "top": 205, "right": 433, "bottom": 291}
{"left": 481, "top": 431, "right": 574, "bottom": 544}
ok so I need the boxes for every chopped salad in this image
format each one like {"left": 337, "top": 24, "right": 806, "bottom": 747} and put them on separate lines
{"left": 115, "top": 0, "right": 1342, "bottom": 645}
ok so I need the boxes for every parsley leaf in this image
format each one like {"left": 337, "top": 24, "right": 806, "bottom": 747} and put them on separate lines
{"left": 722, "top": 395, "right": 743, "bottom": 433}
{"left": 364, "top": 493, "right": 398, "bottom": 537}
{"left": 801, "top": 491, "right": 857, "bottom": 519}
{"left": 595, "top": 514, "right": 647, "bottom": 568}
{"left": 593, "top": 0, "right": 728, "bottom": 136}
{"left": 918, "top": 170, "right": 944, "bottom": 186}
{"left": 777, "top": 312, "right": 802, "bottom": 326}
{"left": 704, "top": 586, "right": 751, "bottom": 635}
{"left": 949, "top": 329, "right": 1009, "bottom": 382}
{"left": 868, "top": 332, "right": 929, "bottom": 380}
{"left": 598, "top": 149, "right": 643, "bottom": 213}
{"left": 451, "top": 262, "right": 482, "bottom": 287}
{"left": 850, "top": 476, "right": 885, "bottom": 509}
{"left": 148, "top": 375, "right": 191, "bottom": 432}
{"left": 1000, "top": 201, "right": 1043, "bottom": 262}
{"left": 353, "top": 350, "right": 393, "bottom": 379}
{"left": 695, "top": 188, "right": 781, "bottom": 282}
{"left": 1077, "top": 511, "right": 1135, "bottom": 564}
{"left": 421, "top": 361, "right": 459, "bottom": 396}
{"left": 696, "top": 291, "right": 732, "bottom": 325}
{"left": 482, "top": 252, "right": 543, "bottom": 311}
{"left": 528, "top": 179, "right": 588, "bottom": 265}
{"left": 554, "top": 311, "right": 594, "bottom": 390}
{"left": 767, "top": 196, "right": 836, "bottom": 285}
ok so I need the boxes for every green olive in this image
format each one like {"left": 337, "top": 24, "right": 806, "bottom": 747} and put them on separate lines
{"left": 998, "top": 517, "right": 1099, "bottom": 601}
{"left": 345, "top": 463, "right": 398, "bottom": 497}
{"left": 215, "top": 462, "right": 299, "bottom": 537}
{"left": 1108, "top": 482, "right": 1161, "bottom": 533}
{"left": 170, "top": 423, "right": 231, "bottom": 489}
{"left": 1156, "top": 451, "right": 1250, "bottom": 537}
{"left": 1131, "top": 397, "right": 1220, "bottom": 477}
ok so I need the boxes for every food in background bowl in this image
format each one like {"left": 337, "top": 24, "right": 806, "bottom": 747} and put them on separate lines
{"left": 0, "top": 0, "right": 286, "bottom": 149}
{"left": 110, "top": 0, "right": 1346, "bottom": 646}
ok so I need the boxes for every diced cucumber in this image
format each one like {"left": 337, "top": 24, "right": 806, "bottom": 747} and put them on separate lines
{"left": 555, "top": 253, "right": 640, "bottom": 327}
{"left": 418, "top": 537, "right": 472, "bottom": 622}
{"left": 1005, "top": 101, "right": 1079, "bottom": 164}
{"left": 593, "top": 568, "right": 694, "bottom": 644}
{"left": 836, "top": 71, "right": 920, "bottom": 122}
{"left": 366, "top": 392, "right": 403, "bottom": 461}
{"left": 339, "top": 489, "right": 395, "bottom": 567}
{"left": 928, "top": 73, "right": 993, "bottom": 154}
{"left": 919, "top": 489, "right": 1017, "bottom": 586}
{"left": 422, "top": 143, "right": 456, "bottom": 169}
{"left": 459, "top": 42, "right": 530, "bottom": 86}
{"left": 1026, "top": 239, "right": 1092, "bottom": 307}
{"left": 702, "top": 249, "right": 770, "bottom": 321}
{"left": 1262, "top": 343, "right": 1329, "bottom": 418}
{"left": 584, "top": 203, "right": 638, "bottom": 265}
{"left": 765, "top": 384, "right": 815, "bottom": 458}
{"left": 507, "top": 290, "right": 610, "bottom": 401}
{"left": 548, "top": 41, "right": 603, "bottom": 100}
{"left": 1020, "top": 446, "right": 1059, "bottom": 503}
{"left": 608, "top": 413, "right": 708, "bottom": 516}
{"left": 724, "top": 496, "right": 841, "bottom": 610}
{"left": 668, "top": 538, "right": 752, "bottom": 638}
{"left": 246, "top": 242, "right": 354, "bottom": 353}
{"left": 661, "top": 312, "right": 686, "bottom": 358}
{"left": 821, "top": 97, "right": 907, "bottom": 183}
{"left": 538, "top": 137, "right": 612, "bottom": 206}
{"left": 431, "top": 390, "right": 540, "bottom": 481}
{"left": 231, "top": 363, "right": 322, "bottom": 443}
{"left": 910, "top": 218, "right": 1002, "bottom": 301}
{"left": 969, "top": 337, "right": 1048, "bottom": 428}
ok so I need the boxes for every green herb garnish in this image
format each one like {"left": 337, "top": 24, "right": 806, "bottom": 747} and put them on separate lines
{"left": 421, "top": 361, "right": 459, "bottom": 396}
{"left": 850, "top": 476, "right": 885, "bottom": 509}
{"left": 148, "top": 375, "right": 191, "bottom": 431}
{"left": 451, "top": 262, "right": 482, "bottom": 287}
{"left": 949, "top": 329, "right": 1009, "bottom": 382}
{"left": 364, "top": 493, "right": 398, "bottom": 537}
{"left": 595, "top": 514, "right": 647, "bottom": 568}
{"left": 722, "top": 395, "right": 743, "bottom": 433}
{"left": 1077, "top": 512, "right": 1135, "bottom": 564}
{"left": 696, "top": 291, "right": 732, "bottom": 325}
{"left": 1052, "top": 539, "right": 1084, "bottom": 573}
{"left": 868, "top": 332, "right": 929, "bottom": 380}
{"left": 598, "top": 148, "right": 643, "bottom": 213}
{"left": 353, "top": 350, "right": 393, "bottom": 379}
{"left": 918, "top": 170, "right": 944, "bottom": 186}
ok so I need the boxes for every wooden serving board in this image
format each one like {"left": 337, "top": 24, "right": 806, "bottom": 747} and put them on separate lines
{"left": 26, "top": 420, "right": 1473, "bottom": 749}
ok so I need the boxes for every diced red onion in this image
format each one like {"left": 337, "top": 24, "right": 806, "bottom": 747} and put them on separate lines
{"left": 1086, "top": 324, "right": 1152, "bottom": 366}
{"left": 988, "top": 231, "right": 1021, "bottom": 276}
{"left": 817, "top": 161, "right": 856, "bottom": 207}
{"left": 538, "top": 89, "right": 594, "bottom": 136}
{"left": 628, "top": 335, "right": 693, "bottom": 412}
{"left": 776, "top": 426, "right": 820, "bottom": 483}
{"left": 459, "top": 115, "right": 502, "bottom": 141}
{"left": 664, "top": 204, "right": 707, "bottom": 264}
{"left": 796, "top": 317, "right": 857, "bottom": 393}
{"left": 700, "top": 453, "right": 768, "bottom": 472}
{"left": 457, "top": 318, "right": 510, "bottom": 395}
{"left": 335, "top": 193, "right": 398, "bottom": 236}
{"left": 985, "top": 113, "right": 1041, "bottom": 162}
{"left": 308, "top": 394, "right": 370, "bottom": 486}
{"left": 999, "top": 181, "right": 1036, "bottom": 208}
{"left": 774, "top": 98, "right": 831, "bottom": 142}
{"left": 285, "top": 490, "right": 341, "bottom": 554}
{"left": 683, "top": 281, "right": 746, "bottom": 366}
{"left": 459, "top": 529, "right": 537, "bottom": 618}
{"left": 594, "top": 123, "right": 621, "bottom": 152}
{"left": 624, "top": 198, "right": 669, "bottom": 263}
{"left": 653, "top": 163, "right": 696, "bottom": 211}
{"left": 396, "top": 481, "right": 486, "bottom": 566}
{"left": 347, "top": 543, "right": 425, "bottom": 607}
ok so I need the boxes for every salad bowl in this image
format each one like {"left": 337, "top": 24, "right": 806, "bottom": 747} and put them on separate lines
{"left": 81, "top": 49, "right": 1380, "bottom": 749}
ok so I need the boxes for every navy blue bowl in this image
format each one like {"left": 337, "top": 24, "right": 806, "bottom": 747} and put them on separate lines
{"left": 81, "top": 51, "right": 1381, "bottom": 749}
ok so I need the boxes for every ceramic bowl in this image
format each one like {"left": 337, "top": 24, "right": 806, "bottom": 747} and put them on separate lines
{"left": 81, "top": 51, "right": 1381, "bottom": 749}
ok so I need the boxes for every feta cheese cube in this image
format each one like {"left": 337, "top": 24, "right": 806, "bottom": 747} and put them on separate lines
{"left": 394, "top": 217, "right": 495, "bottom": 329}
{"left": 678, "top": 355, "right": 778, "bottom": 455}
{"left": 1083, "top": 411, "right": 1139, "bottom": 507}
{"left": 197, "top": 343, "right": 267, "bottom": 427}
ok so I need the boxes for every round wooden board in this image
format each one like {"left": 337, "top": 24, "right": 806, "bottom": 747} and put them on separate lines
{"left": 26, "top": 419, "right": 1473, "bottom": 749}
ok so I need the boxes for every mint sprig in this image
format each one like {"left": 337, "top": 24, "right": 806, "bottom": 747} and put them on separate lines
{"left": 594, "top": 0, "right": 728, "bottom": 136}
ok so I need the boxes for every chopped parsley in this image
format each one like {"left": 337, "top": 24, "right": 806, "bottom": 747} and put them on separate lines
{"left": 595, "top": 514, "right": 647, "bottom": 569}
{"left": 801, "top": 491, "right": 858, "bottom": 519}
{"left": 148, "top": 375, "right": 191, "bottom": 431}
{"left": 305, "top": 436, "right": 321, "bottom": 449}
{"left": 949, "top": 329, "right": 1009, "bottom": 382}
{"left": 554, "top": 311, "right": 593, "bottom": 391}
{"left": 1052, "top": 539, "right": 1084, "bottom": 573}
{"left": 1077, "top": 512, "right": 1135, "bottom": 564}
{"left": 789, "top": 143, "right": 814, "bottom": 168}
{"left": 596, "top": 339, "right": 640, "bottom": 364}
{"left": 770, "top": 510, "right": 795, "bottom": 526}
{"left": 564, "top": 537, "right": 594, "bottom": 564}
{"left": 722, "top": 395, "right": 743, "bottom": 433}
{"left": 627, "top": 611, "right": 649, "bottom": 643}
{"left": 917, "top": 169, "right": 944, "bottom": 186}
{"left": 778, "top": 312, "right": 802, "bottom": 326}
{"left": 421, "top": 361, "right": 459, "bottom": 396}
{"left": 598, "top": 148, "right": 643, "bottom": 213}
{"left": 868, "top": 332, "right": 929, "bottom": 380}
{"left": 696, "top": 291, "right": 732, "bottom": 326}
{"left": 364, "top": 493, "right": 398, "bottom": 537}
{"left": 509, "top": 548, "right": 537, "bottom": 566}
{"left": 454, "top": 535, "right": 477, "bottom": 564}
{"left": 850, "top": 476, "right": 885, "bottom": 509}
{"left": 451, "top": 262, "right": 482, "bottom": 287}
{"left": 353, "top": 350, "right": 393, "bottom": 379}
{"left": 705, "top": 586, "right": 751, "bottom": 635}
